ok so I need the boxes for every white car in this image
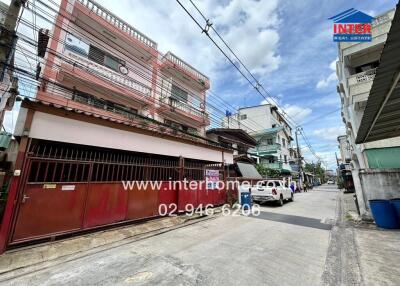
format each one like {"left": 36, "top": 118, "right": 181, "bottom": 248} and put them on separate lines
{"left": 327, "top": 179, "right": 335, "bottom": 184}
{"left": 250, "top": 180, "right": 293, "bottom": 206}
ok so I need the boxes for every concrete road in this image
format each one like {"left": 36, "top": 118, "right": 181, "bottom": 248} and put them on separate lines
{"left": 1, "top": 186, "right": 339, "bottom": 286}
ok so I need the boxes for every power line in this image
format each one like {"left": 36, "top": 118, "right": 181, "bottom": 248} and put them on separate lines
{"left": 182, "top": 0, "right": 299, "bottom": 128}
{"left": 18, "top": 0, "right": 266, "bottom": 133}
{"left": 178, "top": 0, "right": 327, "bottom": 161}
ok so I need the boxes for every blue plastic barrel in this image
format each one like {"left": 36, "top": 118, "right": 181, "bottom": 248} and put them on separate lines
{"left": 390, "top": 199, "right": 400, "bottom": 224}
{"left": 240, "top": 192, "right": 252, "bottom": 210}
{"left": 369, "top": 199, "right": 400, "bottom": 229}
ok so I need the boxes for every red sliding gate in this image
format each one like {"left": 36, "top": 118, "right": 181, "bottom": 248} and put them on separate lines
{"left": 8, "top": 140, "right": 226, "bottom": 244}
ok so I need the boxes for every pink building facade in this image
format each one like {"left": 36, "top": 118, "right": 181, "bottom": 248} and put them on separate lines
{"left": 0, "top": 0, "right": 233, "bottom": 252}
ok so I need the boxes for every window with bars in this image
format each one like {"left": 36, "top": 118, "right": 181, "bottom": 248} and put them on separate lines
{"left": 74, "top": 91, "right": 138, "bottom": 119}
{"left": 87, "top": 44, "right": 125, "bottom": 73}
{"left": 171, "top": 84, "right": 188, "bottom": 102}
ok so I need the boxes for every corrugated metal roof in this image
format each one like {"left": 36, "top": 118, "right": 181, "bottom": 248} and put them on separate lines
{"left": 236, "top": 162, "right": 262, "bottom": 179}
{"left": 0, "top": 131, "right": 12, "bottom": 150}
{"left": 356, "top": 4, "right": 400, "bottom": 143}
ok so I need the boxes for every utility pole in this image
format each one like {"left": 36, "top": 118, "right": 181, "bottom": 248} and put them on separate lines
{"left": 0, "top": 0, "right": 25, "bottom": 129}
{"left": 0, "top": 0, "right": 26, "bottom": 80}
{"left": 295, "top": 126, "right": 303, "bottom": 190}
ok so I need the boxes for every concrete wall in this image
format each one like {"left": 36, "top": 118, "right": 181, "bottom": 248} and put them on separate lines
{"left": 29, "top": 111, "right": 233, "bottom": 163}
{"left": 359, "top": 169, "right": 400, "bottom": 202}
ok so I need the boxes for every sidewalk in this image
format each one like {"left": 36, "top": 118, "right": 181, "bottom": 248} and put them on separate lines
{"left": 0, "top": 213, "right": 212, "bottom": 280}
{"left": 341, "top": 192, "right": 400, "bottom": 285}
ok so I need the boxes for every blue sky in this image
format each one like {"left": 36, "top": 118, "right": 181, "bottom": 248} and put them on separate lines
{"left": 2, "top": 0, "right": 398, "bottom": 169}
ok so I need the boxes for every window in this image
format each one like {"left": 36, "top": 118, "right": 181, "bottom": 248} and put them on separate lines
{"left": 65, "top": 33, "right": 89, "bottom": 57}
{"left": 282, "top": 138, "right": 286, "bottom": 147}
{"left": 74, "top": 91, "right": 137, "bottom": 119}
{"left": 275, "top": 181, "right": 281, "bottom": 187}
{"left": 284, "top": 155, "right": 287, "bottom": 163}
{"left": 267, "top": 181, "right": 274, "bottom": 187}
{"left": 88, "top": 44, "right": 125, "bottom": 73}
{"left": 240, "top": 114, "right": 247, "bottom": 120}
{"left": 171, "top": 84, "right": 188, "bottom": 102}
{"left": 104, "top": 54, "right": 120, "bottom": 71}
{"left": 354, "top": 61, "right": 379, "bottom": 73}
{"left": 191, "top": 96, "right": 202, "bottom": 109}
{"left": 267, "top": 138, "right": 273, "bottom": 145}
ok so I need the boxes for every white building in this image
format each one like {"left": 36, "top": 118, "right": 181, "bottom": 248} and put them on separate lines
{"left": 337, "top": 135, "right": 351, "bottom": 164}
{"left": 222, "top": 104, "right": 295, "bottom": 173}
{"left": 336, "top": 8, "right": 400, "bottom": 217}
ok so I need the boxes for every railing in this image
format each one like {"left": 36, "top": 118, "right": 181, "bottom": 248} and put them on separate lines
{"left": 348, "top": 68, "right": 376, "bottom": 86}
{"left": 254, "top": 144, "right": 281, "bottom": 153}
{"left": 76, "top": 0, "right": 157, "bottom": 49}
{"left": 66, "top": 51, "right": 152, "bottom": 96}
{"left": 167, "top": 98, "right": 207, "bottom": 119}
{"left": 163, "top": 52, "right": 209, "bottom": 83}
{"left": 372, "top": 10, "right": 394, "bottom": 26}
{"left": 249, "top": 143, "right": 281, "bottom": 154}
{"left": 263, "top": 162, "right": 282, "bottom": 170}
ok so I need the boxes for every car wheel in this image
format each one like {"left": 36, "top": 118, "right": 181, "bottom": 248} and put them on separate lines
{"left": 278, "top": 195, "right": 284, "bottom": 206}
{"left": 289, "top": 193, "right": 294, "bottom": 202}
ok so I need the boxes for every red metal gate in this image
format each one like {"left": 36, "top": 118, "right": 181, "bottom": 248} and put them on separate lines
{"left": 13, "top": 159, "right": 90, "bottom": 242}
{"left": 9, "top": 139, "right": 226, "bottom": 244}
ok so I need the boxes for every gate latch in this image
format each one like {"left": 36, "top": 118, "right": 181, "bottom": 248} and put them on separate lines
{"left": 22, "top": 195, "right": 30, "bottom": 203}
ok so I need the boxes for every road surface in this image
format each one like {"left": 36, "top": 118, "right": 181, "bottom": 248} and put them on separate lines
{"left": 1, "top": 186, "right": 339, "bottom": 285}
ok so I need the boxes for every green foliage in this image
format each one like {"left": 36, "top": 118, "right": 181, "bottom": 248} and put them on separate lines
{"left": 304, "top": 162, "right": 326, "bottom": 183}
{"left": 256, "top": 164, "right": 281, "bottom": 178}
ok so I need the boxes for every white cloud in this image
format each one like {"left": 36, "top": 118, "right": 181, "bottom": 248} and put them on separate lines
{"left": 96, "top": 0, "right": 281, "bottom": 85}
{"left": 316, "top": 72, "right": 337, "bottom": 89}
{"left": 329, "top": 58, "right": 337, "bottom": 71}
{"left": 313, "top": 126, "right": 345, "bottom": 141}
{"left": 260, "top": 96, "right": 280, "bottom": 105}
{"left": 316, "top": 58, "right": 338, "bottom": 89}
{"left": 282, "top": 104, "right": 312, "bottom": 123}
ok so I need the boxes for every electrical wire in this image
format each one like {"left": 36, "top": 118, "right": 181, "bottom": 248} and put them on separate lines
{"left": 16, "top": 0, "right": 266, "bottom": 132}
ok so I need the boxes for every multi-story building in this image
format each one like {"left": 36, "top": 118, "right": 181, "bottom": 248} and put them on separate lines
{"left": 337, "top": 135, "right": 351, "bottom": 164}
{"left": 222, "top": 104, "right": 294, "bottom": 174}
{"left": 0, "top": 0, "right": 232, "bottom": 251}
{"left": 336, "top": 8, "right": 398, "bottom": 217}
{"left": 0, "top": 1, "right": 17, "bottom": 129}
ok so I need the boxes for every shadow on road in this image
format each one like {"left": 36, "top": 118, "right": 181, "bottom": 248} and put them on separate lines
{"left": 249, "top": 211, "right": 333, "bottom": 230}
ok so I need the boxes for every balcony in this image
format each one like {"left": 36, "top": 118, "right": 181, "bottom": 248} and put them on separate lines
{"left": 73, "top": 0, "right": 158, "bottom": 61}
{"left": 58, "top": 52, "right": 154, "bottom": 108}
{"left": 250, "top": 143, "right": 281, "bottom": 155}
{"left": 263, "top": 162, "right": 282, "bottom": 170}
{"left": 340, "top": 9, "right": 395, "bottom": 58}
{"left": 158, "top": 97, "right": 210, "bottom": 127}
{"left": 161, "top": 52, "right": 210, "bottom": 91}
{"left": 347, "top": 68, "right": 376, "bottom": 103}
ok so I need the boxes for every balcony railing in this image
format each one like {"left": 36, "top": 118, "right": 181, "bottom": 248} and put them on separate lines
{"left": 348, "top": 68, "right": 376, "bottom": 86}
{"left": 167, "top": 98, "right": 207, "bottom": 119}
{"left": 372, "top": 9, "right": 394, "bottom": 26}
{"left": 163, "top": 52, "right": 209, "bottom": 84}
{"left": 66, "top": 51, "right": 152, "bottom": 96}
{"left": 76, "top": 0, "right": 157, "bottom": 49}
{"left": 263, "top": 162, "right": 282, "bottom": 170}
{"left": 249, "top": 143, "right": 281, "bottom": 155}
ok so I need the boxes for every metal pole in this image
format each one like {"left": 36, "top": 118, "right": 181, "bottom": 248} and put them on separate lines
{"left": 295, "top": 127, "right": 302, "bottom": 190}
{"left": 0, "top": 0, "right": 26, "bottom": 80}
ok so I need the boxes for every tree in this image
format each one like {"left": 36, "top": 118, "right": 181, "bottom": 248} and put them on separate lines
{"left": 304, "top": 162, "right": 326, "bottom": 183}
{"left": 256, "top": 164, "right": 281, "bottom": 178}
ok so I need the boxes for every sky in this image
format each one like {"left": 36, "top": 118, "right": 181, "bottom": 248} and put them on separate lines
{"left": 2, "top": 0, "right": 399, "bottom": 170}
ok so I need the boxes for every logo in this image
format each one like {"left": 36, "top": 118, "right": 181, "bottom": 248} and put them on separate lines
{"left": 329, "top": 8, "right": 375, "bottom": 42}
